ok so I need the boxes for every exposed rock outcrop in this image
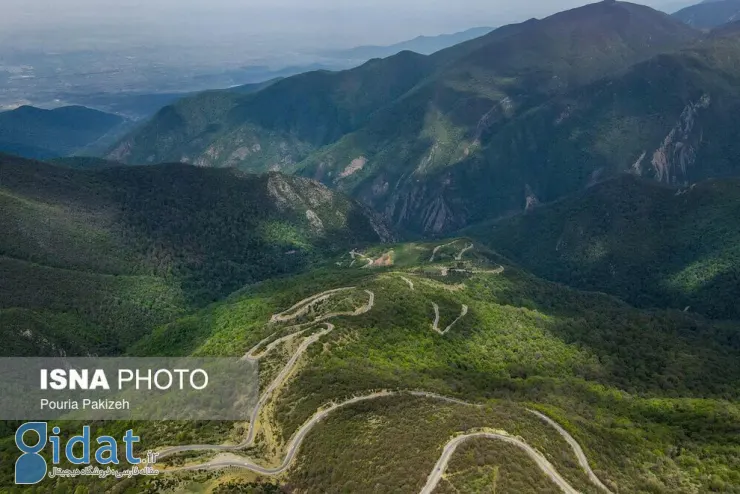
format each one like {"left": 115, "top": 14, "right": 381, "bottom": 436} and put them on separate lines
{"left": 650, "top": 94, "right": 710, "bottom": 185}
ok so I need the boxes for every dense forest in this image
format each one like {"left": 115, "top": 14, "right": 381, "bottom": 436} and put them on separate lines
{"left": 468, "top": 174, "right": 740, "bottom": 320}
{"left": 0, "top": 154, "right": 387, "bottom": 355}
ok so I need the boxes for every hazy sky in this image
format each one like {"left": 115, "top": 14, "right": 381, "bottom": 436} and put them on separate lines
{"left": 1, "top": 0, "right": 691, "bottom": 48}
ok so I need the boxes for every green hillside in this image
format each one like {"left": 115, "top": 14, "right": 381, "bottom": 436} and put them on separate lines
{"left": 468, "top": 174, "right": 740, "bottom": 320}
{"left": 0, "top": 154, "right": 389, "bottom": 355}
{"left": 7, "top": 240, "right": 736, "bottom": 493}
{"left": 1, "top": 160, "right": 738, "bottom": 493}
{"left": 0, "top": 105, "right": 125, "bottom": 160}
{"left": 49, "top": 156, "right": 126, "bottom": 169}
{"left": 710, "top": 19, "right": 740, "bottom": 37}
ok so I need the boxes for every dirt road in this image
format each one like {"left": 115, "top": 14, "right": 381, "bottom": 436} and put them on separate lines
{"left": 431, "top": 303, "right": 468, "bottom": 335}
{"left": 270, "top": 287, "right": 355, "bottom": 323}
{"left": 454, "top": 243, "right": 474, "bottom": 260}
{"left": 429, "top": 241, "right": 458, "bottom": 262}
{"left": 158, "top": 288, "right": 375, "bottom": 463}
{"left": 169, "top": 390, "right": 471, "bottom": 475}
{"left": 528, "top": 409, "right": 613, "bottom": 493}
{"left": 400, "top": 276, "right": 415, "bottom": 290}
{"left": 168, "top": 390, "right": 606, "bottom": 494}
{"left": 159, "top": 283, "right": 610, "bottom": 494}
{"left": 419, "top": 431, "right": 580, "bottom": 494}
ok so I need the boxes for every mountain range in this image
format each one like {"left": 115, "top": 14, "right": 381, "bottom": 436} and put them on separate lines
{"left": 2, "top": 2, "right": 740, "bottom": 493}
{"left": 107, "top": 1, "right": 732, "bottom": 236}
{"left": 0, "top": 105, "right": 125, "bottom": 160}
{"left": 673, "top": 0, "right": 740, "bottom": 28}
{"left": 324, "top": 26, "right": 495, "bottom": 61}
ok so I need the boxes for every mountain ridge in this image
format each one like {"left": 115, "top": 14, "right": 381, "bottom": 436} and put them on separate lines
{"left": 0, "top": 153, "right": 389, "bottom": 355}
{"left": 108, "top": 1, "right": 703, "bottom": 236}
{"left": 297, "top": 1, "right": 702, "bottom": 233}
{"left": 673, "top": 0, "right": 740, "bottom": 28}
{"left": 325, "top": 26, "right": 495, "bottom": 61}
{"left": 0, "top": 105, "right": 125, "bottom": 160}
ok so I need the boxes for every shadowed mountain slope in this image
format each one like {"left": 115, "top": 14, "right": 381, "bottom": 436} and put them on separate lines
{"left": 0, "top": 105, "right": 125, "bottom": 160}
{"left": 468, "top": 174, "right": 740, "bottom": 320}
{"left": 0, "top": 153, "right": 389, "bottom": 355}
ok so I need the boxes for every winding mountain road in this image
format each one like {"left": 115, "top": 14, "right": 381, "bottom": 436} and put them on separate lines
{"left": 476, "top": 266, "right": 505, "bottom": 275}
{"left": 159, "top": 288, "right": 375, "bottom": 462}
{"left": 420, "top": 409, "right": 613, "bottom": 494}
{"left": 270, "top": 287, "right": 355, "bottom": 323}
{"left": 429, "top": 241, "right": 458, "bottom": 262}
{"left": 431, "top": 303, "right": 469, "bottom": 335}
{"left": 165, "top": 388, "right": 607, "bottom": 494}
{"left": 244, "top": 328, "right": 311, "bottom": 361}
{"left": 454, "top": 243, "right": 474, "bottom": 260}
{"left": 420, "top": 431, "right": 580, "bottom": 494}
{"left": 159, "top": 282, "right": 611, "bottom": 494}
{"left": 168, "top": 390, "right": 477, "bottom": 475}
{"left": 528, "top": 410, "right": 613, "bottom": 493}
{"left": 350, "top": 249, "right": 374, "bottom": 268}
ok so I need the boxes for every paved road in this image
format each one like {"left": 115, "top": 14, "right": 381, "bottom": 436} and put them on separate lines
{"left": 419, "top": 431, "right": 581, "bottom": 494}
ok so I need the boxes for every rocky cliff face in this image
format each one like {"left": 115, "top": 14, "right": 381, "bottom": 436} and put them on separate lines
{"left": 381, "top": 181, "right": 461, "bottom": 235}
{"left": 646, "top": 94, "right": 711, "bottom": 185}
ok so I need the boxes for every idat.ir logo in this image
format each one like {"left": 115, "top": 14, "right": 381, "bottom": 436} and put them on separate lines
{"left": 15, "top": 422, "right": 145, "bottom": 484}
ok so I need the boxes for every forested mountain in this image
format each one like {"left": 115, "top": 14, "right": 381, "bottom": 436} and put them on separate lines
{"left": 15, "top": 238, "right": 738, "bottom": 492}
{"left": 0, "top": 153, "right": 389, "bottom": 356}
{"left": 673, "top": 0, "right": 740, "bottom": 29}
{"left": 107, "top": 50, "right": 441, "bottom": 167}
{"left": 301, "top": 1, "right": 702, "bottom": 233}
{"left": 431, "top": 30, "right": 740, "bottom": 230}
{"left": 0, "top": 105, "right": 125, "bottom": 159}
{"left": 468, "top": 174, "right": 740, "bottom": 320}
{"left": 2, "top": 3, "right": 740, "bottom": 492}
{"left": 48, "top": 156, "right": 126, "bottom": 169}
{"left": 109, "top": 2, "right": 701, "bottom": 234}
